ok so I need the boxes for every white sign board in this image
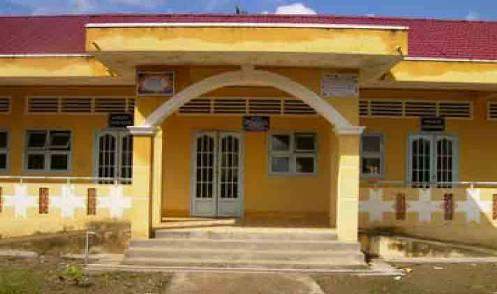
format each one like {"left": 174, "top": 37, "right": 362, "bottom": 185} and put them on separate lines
{"left": 321, "top": 73, "right": 358, "bottom": 98}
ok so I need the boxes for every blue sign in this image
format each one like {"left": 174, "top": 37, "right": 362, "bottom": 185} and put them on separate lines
{"left": 243, "top": 116, "right": 270, "bottom": 132}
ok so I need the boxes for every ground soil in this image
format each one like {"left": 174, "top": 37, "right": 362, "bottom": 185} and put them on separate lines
{"left": 315, "top": 263, "right": 497, "bottom": 294}
{"left": 2, "top": 256, "right": 497, "bottom": 293}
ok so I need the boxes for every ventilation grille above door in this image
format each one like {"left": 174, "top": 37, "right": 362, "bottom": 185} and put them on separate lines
{"left": 0, "top": 97, "right": 11, "bottom": 113}
{"left": 487, "top": 102, "right": 497, "bottom": 120}
{"left": 179, "top": 98, "right": 316, "bottom": 116}
{"left": 360, "top": 99, "right": 472, "bottom": 119}
{"left": 27, "top": 97, "right": 135, "bottom": 114}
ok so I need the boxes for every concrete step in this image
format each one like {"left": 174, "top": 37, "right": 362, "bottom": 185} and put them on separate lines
{"left": 121, "top": 257, "right": 366, "bottom": 270}
{"left": 124, "top": 248, "right": 365, "bottom": 263}
{"left": 154, "top": 228, "right": 337, "bottom": 241}
{"left": 129, "top": 238, "right": 359, "bottom": 251}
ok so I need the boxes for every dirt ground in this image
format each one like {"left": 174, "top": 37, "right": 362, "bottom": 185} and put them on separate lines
{"left": 1, "top": 256, "right": 497, "bottom": 293}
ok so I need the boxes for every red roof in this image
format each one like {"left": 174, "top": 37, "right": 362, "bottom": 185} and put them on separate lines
{"left": 1, "top": 13, "right": 497, "bottom": 60}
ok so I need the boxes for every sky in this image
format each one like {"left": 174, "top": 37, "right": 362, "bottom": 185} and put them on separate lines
{"left": 0, "top": 0, "right": 495, "bottom": 21}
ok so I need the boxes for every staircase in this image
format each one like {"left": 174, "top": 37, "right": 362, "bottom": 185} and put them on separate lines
{"left": 122, "top": 227, "right": 366, "bottom": 271}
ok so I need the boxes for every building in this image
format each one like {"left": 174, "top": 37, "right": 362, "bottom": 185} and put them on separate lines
{"left": 0, "top": 14, "right": 496, "bottom": 257}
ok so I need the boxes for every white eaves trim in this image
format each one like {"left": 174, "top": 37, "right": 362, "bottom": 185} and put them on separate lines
{"left": 85, "top": 22, "right": 409, "bottom": 31}
{"left": 405, "top": 56, "right": 497, "bottom": 64}
{"left": 0, "top": 54, "right": 92, "bottom": 58}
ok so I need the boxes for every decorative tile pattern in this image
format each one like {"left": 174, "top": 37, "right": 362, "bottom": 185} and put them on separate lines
{"left": 50, "top": 185, "right": 85, "bottom": 218}
{"left": 455, "top": 189, "right": 491, "bottom": 224}
{"left": 97, "top": 185, "right": 132, "bottom": 218}
{"left": 4, "top": 184, "right": 37, "bottom": 218}
{"left": 395, "top": 193, "right": 406, "bottom": 220}
{"left": 39, "top": 188, "right": 49, "bottom": 214}
{"left": 406, "top": 189, "right": 442, "bottom": 223}
{"left": 359, "top": 188, "right": 394, "bottom": 222}
{"left": 443, "top": 193, "right": 454, "bottom": 221}
{"left": 493, "top": 194, "right": 497, "bottom": 221}
{"left": 87, "top": 188, "right": 96, "bottom": 216}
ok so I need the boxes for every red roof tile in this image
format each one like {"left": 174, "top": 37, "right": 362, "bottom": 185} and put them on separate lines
{"left": 1, "top": 13, "right": 497, "bottom": 60}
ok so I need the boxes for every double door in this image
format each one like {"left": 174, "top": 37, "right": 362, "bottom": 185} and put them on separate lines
{"left": 192, "top": 131, "right": 243, "bottom": 217}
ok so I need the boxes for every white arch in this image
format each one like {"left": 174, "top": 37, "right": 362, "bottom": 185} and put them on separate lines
{"left": 133, "top": 68, "right": 362, "bottom": 135}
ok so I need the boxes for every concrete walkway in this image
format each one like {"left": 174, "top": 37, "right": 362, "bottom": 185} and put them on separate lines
{"left": 164, "top": 272, "right": 324, "bottom": 294}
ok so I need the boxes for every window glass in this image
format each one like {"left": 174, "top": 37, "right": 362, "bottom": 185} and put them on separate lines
{"left": 360, "top": 134, "right": 383, "bottom": 178}
{"left": 296, "top": 156, "right": 314, "bottom": 174}
{"left": 50, "top": 154, "right": 68, "bottom": 170}
{"left": 271, "top": 156, "right": 290, "bottom": 173}
{"left": 49, "top": 131, "right": 71, "bottom": 150}
{"left": 27, "top": 154, "right": 45, "bottom": 170}
{"left": 362, "top": 135, "right": 381, "bottom": 153}
{"left": 269, "top": 133, "right": 317, "bottom": 175}
{"left": 295, "top": 134, "right": 315, "bottom": 152}
{"left": 26, "top": 130, "right": 71, "bottom": 171}
{"left": 0, "top": 154, "right": 6, "bottom": 170}
{"left": 271, "top": 135, "right": 290, "bottom": 152}
{"left": 28, "top": 132, "right": 47, "bottom": 148}
{"left": 0, "top": 132, "right": 7, "bottom": 149}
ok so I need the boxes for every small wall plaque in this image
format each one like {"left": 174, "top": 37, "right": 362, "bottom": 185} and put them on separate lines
{"left": 421, "top": 117, "right": 445, "bottom": 132}
{"left": 136, "top": 71, "right": 175, "bottom": 96}
{"left": 243, "top": 116, "right": 270, "bottom": 132}
{"left": 321, "top": 73, "right": 359, "bottom": 97}
{"left": 109, "top": 113, "right": 134, "bottom": 128}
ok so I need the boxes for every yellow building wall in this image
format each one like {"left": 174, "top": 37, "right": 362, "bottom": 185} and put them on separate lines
{"left": 359, "top": 88, "right": 497, "bottom": 248}
{"left": 161, "top": 114, "right": 333, "bottom": 224}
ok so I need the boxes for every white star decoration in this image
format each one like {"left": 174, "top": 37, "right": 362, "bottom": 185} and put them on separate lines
{"left": 97, "top": 185, "right": 132, "bottom": 218}
{"left": 407, "top": 189, "right": 443, "bottom": 223}
{"left": 50, "top": 185, "right": 85, "bottom": 219}
{"left": 4, "top": 184, "right": 37, "bottom": 218}
{"left": 455, "top": 188, "right": 492, "bottom": 224}
{"left": 359, "top": 188, "right": 394, "bottom": 222}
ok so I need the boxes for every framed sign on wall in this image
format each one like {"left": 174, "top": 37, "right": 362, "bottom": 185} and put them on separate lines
{"left": 243, "top": 116, "right": 270, "bottom": 132}
{"left": 321, "top": 73, "right": 359, "bottom": 98}
{"left": 136, "top": 71, "right": 175, "bottom": 96}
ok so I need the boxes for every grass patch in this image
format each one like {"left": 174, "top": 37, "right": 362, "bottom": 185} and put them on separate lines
{"left": 0, "top": 268, "right": 42, "bottom": 294}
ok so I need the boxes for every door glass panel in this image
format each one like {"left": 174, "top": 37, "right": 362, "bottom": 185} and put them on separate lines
{"left": 98, "top": 134, "right": 116, "bottom": 184}
{"left": 437, "top": 138, "right": 454, "bottom": 188}
{"left": 219, "top": 135, "right": 240, "bottom": 199}
{"left": 411, "top": 137, "right": 431, "bottom": 188}
{"left": 195, "top": 135, "right": 215, "bottom": 199}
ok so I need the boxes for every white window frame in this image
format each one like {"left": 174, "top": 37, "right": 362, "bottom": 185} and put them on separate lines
{"left": 407, "top": 133, "right": 459, "bottom": 187}
{"left": 360, "top": 133, "right": 384, "bottom": 179}
{"left": 94, "top": 129, "right": 133, "bottom": 184}
{"left": 0, "top": 130, "right": 9, "bottom": 171}
{"left": 24, "top": 130, "right": 72, "bottom": 172}
{"left": 268, "top": 132, "right": 318, "bottom": 176}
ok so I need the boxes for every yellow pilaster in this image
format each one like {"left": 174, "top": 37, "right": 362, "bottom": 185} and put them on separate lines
{"left": 151, "top": 129, "right": 163, "bottom": 227}
{"left": 130, "top": 134, "right": 153, "bottom": 239}
{"left": 335, "top": 133, "right": 361, "bottom": 242}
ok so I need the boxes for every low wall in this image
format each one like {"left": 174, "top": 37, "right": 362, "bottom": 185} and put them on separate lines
{"left": 359, "top": 186, "right": 497, "bottom": 249}
{"left": 0, "top": 182, "right": 133, "bottom": 238}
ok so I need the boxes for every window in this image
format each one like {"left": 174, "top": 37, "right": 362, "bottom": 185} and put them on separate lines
{"left": 96, "top": 130, "right": 133, "bottom": 184}
{"left": 269, "top": 133, "right": 317, "bottom": 175}
{"left": 0, "top": 131, "right": 8, "bottom": 170}
{"left": 360, "top": 134, "right": 384, "bottom": 178}
{"left": 408, "top": 134, "right": 458, "bottom": 188}
{"left": 25, "top": 130, "right": 71, "bottom": 171}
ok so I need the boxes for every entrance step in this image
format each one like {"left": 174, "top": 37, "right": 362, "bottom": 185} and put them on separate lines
{"left": 154, "top": 227, "right": 338, "bottom": 241}
{"left": 123, "top": 227, "right": 365, "bottom": 270}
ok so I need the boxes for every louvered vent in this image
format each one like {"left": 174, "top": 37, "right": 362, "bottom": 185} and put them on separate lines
{"left": 28, "top": 97, "right": 59, "bottom": 113}
{"left": 369, "top": 100, "right": 403, "bottom": 117}
{"left": 438, "top": 102, "right": 472, "bottom": 118}
{"left": 0, "top": 98, "right": 10, "bottom": 113}
{"left": 61, "top": 97, "right": 92, "bottom": 113}
{"left": 213, "top": 99, "right": 246, "bottom": 114}
{"left": 94, "top": 98, "right": 127, "bottom": 113}
{"left": 360, "top": 100, "right": 472, "bottom": 119}
{"left": 178, "top": 98, "right": 316, "bottom": 116}
{"left": 179, "top": 99, "right": 211, "bottom": 114}
{"left": 27, "top": 97, "right": 134, "bottom": 114}
{"left": 283, "top": 100, "right": 316, "bottom": 115}
{"left": 488, "top": 102, "right": 497, "bottom": 120}
{"left": 249, "top": 99, "right": 281, "bottom": 114}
